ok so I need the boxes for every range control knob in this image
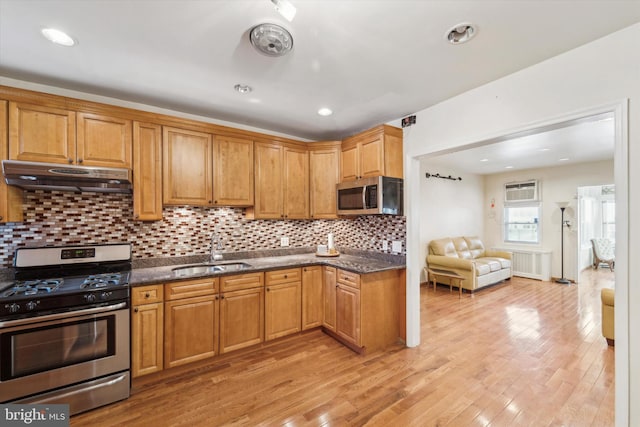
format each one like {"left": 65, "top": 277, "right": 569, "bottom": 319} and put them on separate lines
{"left": 100, "top": 291, "right": 113, "bottom": 300}
{"left": 6, "top": 303, "right": 20, "bottom": 313}
{"left": 84, "top": 294, "right": 97, "bottom": 303}
{"left": 26, "top": 301, "right": 39, "bottom": 311}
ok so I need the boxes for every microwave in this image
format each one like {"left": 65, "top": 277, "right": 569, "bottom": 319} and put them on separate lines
{"left": 336, "top": 176, "right": 403, "bottom": 215}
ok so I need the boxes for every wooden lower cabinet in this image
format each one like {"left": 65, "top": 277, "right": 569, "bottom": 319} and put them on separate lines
{"left": 131, "top": 285, "right": 164, "bottom": 378}
{"left": 335, "top": 282, "right": 361, "bottom": 346}
{"left": 322, "top": 266, "right": 337, "bottom": 332}
{"left": 302, "top": 266, "right": 324, "bottom": 330}
{"left": 265, "top": 268, "right": 301, "bottom": 340}
{"left": 164, "top": 294, "right": 219, "bottom": 369}
{"left": 325, "top": 268, "right": 403, "bottom": 353}
{"left": 219, "top": 272, "right": 265, "bottom": 354}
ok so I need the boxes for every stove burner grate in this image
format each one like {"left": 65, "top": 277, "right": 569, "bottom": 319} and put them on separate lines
{"left": 81, "top": 273, "right": 123, "bottom": 289}
{"left": 3, "top": 279, "right": 63, "bottom": 297}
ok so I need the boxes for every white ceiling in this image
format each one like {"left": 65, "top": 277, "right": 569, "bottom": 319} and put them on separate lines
{"left": 423, "top": 112, "right": 616, "bottom": 175}
{"left": 1, "top": 1, "right": 639, "bottom": 142}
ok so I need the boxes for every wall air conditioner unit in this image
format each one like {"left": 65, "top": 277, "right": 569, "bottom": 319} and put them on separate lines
{"left": 504, "top": 180, "right": 539, "bottom": 203}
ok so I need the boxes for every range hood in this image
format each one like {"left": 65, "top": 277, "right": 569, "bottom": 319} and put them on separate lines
{"left": 2, "top": 160, "right": 132, "bottom": 193}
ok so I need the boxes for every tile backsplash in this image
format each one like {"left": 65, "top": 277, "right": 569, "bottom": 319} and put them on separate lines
{"left": 0, "top": 191, "right": 406, "bottom": 268}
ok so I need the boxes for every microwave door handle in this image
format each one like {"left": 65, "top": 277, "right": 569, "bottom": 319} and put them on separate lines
{"left": 362, "top": 185, "right": 367, "bottom": 208}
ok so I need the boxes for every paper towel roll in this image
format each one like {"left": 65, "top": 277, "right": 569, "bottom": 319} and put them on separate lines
{"left": 328, "top": 233, "right": 334, "bottom": 249}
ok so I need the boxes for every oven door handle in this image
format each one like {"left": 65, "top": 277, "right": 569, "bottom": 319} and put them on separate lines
{"left": 0, "top": 302, "right": 128, "bottom": 328}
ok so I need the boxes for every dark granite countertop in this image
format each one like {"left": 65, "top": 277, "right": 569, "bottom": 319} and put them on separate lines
{"left": 130, "top": 248, "right": 405, "bottom": 287}
{"left": 0, "top": 248, "right": 405, "bottom": 289}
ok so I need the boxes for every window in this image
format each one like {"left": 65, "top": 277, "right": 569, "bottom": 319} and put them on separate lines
{"left": 602, "top": 200, "right": 615, "bottom": 240}
{"left": 504, "top": 204, "right": 541, "bottom": 244}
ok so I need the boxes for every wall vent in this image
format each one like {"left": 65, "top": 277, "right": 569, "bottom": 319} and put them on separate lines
{"left": 504, "top": 180, "right": 539, "bottom": 203}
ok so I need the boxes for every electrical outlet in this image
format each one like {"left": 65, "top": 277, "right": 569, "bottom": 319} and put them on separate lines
{"left": 382, "top": 240, "right": 388, "bottom": 251}
{"left": 392, "top": 241, "right": 402, "bottom": 253}
{"left": 280, "top": 237, "right": 289, "bottom": 247}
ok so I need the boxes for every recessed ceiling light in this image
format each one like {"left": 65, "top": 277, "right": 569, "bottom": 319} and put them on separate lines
{"left": 250, "top": 23, "right": 293, "bottom": 57}
{"left": 505, "top": 166, "right": 514, "bottom": 169}
{"left": 270, "top": 0, "right": 297, "bottom": 22}
{"left": 41, "top": 28, "right": 75, "bottom": 46}
{"left": 539, "top": 148, "right": 550, "bottom": 152}
{"left": 234, "top": 84, "right": 252, "bottom": 94}
{"left": 559, "top": 158, "right": 570, "bottom": 162}
{"left": 445, "top": 23, "right": 476, "bottom": 44}
{"left": 317, "top": 107, "right": 333, "bottom": 116}
{"left": 480, "top": 158, "right": 489, "bottom": 162}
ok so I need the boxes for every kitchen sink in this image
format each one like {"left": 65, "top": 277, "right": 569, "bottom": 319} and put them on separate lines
{"left": 171, "top": 262, "right": 252, "bottom": 277}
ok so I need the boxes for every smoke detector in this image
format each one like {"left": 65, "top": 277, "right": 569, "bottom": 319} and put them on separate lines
{"left": 250, "top": 23, "right": 293, "bottom": 57}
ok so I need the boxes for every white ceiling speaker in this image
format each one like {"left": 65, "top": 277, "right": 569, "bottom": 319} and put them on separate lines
{"left": 250, "top": 23, "right": 293, "bottom": 57}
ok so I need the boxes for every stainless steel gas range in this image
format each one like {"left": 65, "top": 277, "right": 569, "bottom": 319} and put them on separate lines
{"left": 0, "top": 243, "right": 132, "bottom": 415}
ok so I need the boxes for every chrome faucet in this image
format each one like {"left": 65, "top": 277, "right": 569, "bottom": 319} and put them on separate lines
{"left": 210, "top": 233, "right": 223, "bottom": 262}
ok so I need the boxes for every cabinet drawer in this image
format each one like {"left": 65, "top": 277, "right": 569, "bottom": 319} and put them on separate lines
{"left": 265, "top": 268, "right": 301, "bottom": 285}
{"left": 337, "top": 269, "right": 360, "bottom": 289}
{"left": 220, "top": 272, "right": 264, "bottom": 292}
{"left": 132, "top": 285, "right": 164, "bottom": 305}
{"left": 165, "top": 278, "right": 219, "bottom": 300}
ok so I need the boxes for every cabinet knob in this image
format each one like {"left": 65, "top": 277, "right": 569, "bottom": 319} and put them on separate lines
{"left": 284, "top": 274, "right": 288, "bottom": 279}
{"left": 68, "top": 158, "right": 73, "bottom": 164}
{"left": 266, "top": 287, "right": 270, "bottom": 292}
{"left": 145, "top": 292, "right": 150, "bottom": 298}
{"left": 209, "top": 200, "right": 212, "bottom": 204}
{"left": 78, "top": 158, "right": 83, "bottom": 164}
{"left": 220, "top": 295, "right": 225, "bottom": 299}
{"left": 214, "top": 200, "right": 218, "bottom": 204}
{"left": 134, "top": 307, "right": 139, "bottom": 313}
{"left": 0, "top": 216, "right": 3, "bottom": 221}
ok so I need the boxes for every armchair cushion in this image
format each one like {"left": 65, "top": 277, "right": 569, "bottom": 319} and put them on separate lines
{"left": 601, "top": 288, "right": 614, "bottom": 345}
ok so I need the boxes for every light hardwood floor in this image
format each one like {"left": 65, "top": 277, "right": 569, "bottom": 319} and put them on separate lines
{"left": 72, "top": 270, "right": 615, "bottom": 426}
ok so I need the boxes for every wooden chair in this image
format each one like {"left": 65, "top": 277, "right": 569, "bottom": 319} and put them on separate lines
{"left": 591, "top": 238, "right": 615, "bottom": 272}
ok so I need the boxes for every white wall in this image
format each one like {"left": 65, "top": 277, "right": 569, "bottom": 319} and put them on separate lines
{"left": 419, "top": 159, "right": 484, "bottom": 280}
{"left": 484, "top": 160, "right": 614, "bottom": 281}
{"left": 404, "top": 23, "right": 639, "bottom": 426}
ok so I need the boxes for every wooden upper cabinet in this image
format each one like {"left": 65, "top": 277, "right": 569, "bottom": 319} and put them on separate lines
{"left": 0, "top": 100, "right": 23, "bottom": 224}
{"left": 76, "top": 112, "right": 132, "bottom": 168}
{"left": 213, "top": 135, "right": 254, "bottom": 206}
{"left": 283, "top": 145, "right": 309, "bottom": 219}
{"left": 133, "top": 122, "right": 162, "bottom": 221}
{"left": 340, "top": 125, "right": 403, "bottom": 182}
{"left": 253, "top": 142, "right": 285, "bottom": 219}
{"left": 162, "top": 126, "right": 213, "bottom": 206}
{"left": 309, "top": 143, "right": 340, "bottom": 219}
{"left": 9, "top": 102, "right": 76, "bottom": 164}
{"left": 8, "top": 102, "right": 132, "bottom": 168}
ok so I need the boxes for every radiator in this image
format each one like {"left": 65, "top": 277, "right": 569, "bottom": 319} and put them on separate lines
{"left": 509, "top": 250, "right": 551, "bottom": 281}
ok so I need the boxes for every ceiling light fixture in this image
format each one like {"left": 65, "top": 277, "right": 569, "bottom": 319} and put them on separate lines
{"left": 505, "top": 166, "right": 514, "bottom": 169}
{"left": 480, "top": 158, "right": 489, "bottom": 162}
{"left": 41, "top": 28, "right": 75, "bottom": 46}
{"left": 559, "top": 158, "right": 570, "bottom": 162}
{"left": 445, "top": 23, "right": 476, "bottom": 44}
{"left": 250, "top": 23, "right": 293, "bottom": 57}
{"left": 270, "top": 0, "right": 297, "bottom": 22}
{"left": 317, "top": 107, "right": 333, "bottom": 116}
{"left": 234, "top": 84, "right": 253, "bottom": 94}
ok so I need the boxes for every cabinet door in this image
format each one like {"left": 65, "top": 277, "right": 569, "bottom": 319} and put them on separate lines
{"left": 323, "top": 267, "right": 337, "bottom": 331}
{"left": 219, "top": 287, "right": 264, "bottom": 353}
{"left": 8, "top": 102, "right": 76, "bottom": 164}
{"left": 283, "top": 146, "right": 309, "bottom": 219}
{"left": 162, "top": 127, "right": 213, "bottom": 205}
{"left": 265, "top": 281, "right": 301, "bottom": 340}
{"left": 253, "top": 142, "right": 283, "bottom": 218}
{"left": 133, "top": 122, "right": 162, "bottom": 221}
{"left": 213, "top": 135, "right": 254, "bottom": 206}
{"left": 340, "top": 142, "right": 359, "bottom": 182}
{"left": 76, "top": 112, "right": 132, "bottom": 168}
{"left": 164, "top": 294, "right": 218, "bottom": 368}
{"left": 309, "top": 147, "right": 339, "bottom": 219}
{"left": 359, "top": 134, "right": 384, "bottom": 178}
{"left": 0, "top": 100, "right": 23, "bottom": 223}
{"left": 132, "top": 302, "right": 164, "bottom": 377}
{"left": 336, "top": 283, "right": 361, "bottom": 347}
{"left": 302, "top": 266, "right": 324, "bottom": 330}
